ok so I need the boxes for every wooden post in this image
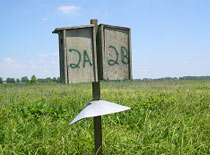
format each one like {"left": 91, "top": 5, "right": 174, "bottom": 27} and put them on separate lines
{"left": 91, "top": 19, "right": 102, "bottom": 155}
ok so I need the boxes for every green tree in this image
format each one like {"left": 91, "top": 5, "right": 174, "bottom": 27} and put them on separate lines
{"left": 21, "top": 76, "right": 29, "bottom": 83}
{"left": 57, "top": 77, "right": 60, "bottom": 83}
{"left": 30, "top": 75, "right": 37, "bottom": 83}
{"left": 52, "top": 77, "right": 57, "bottom": 83}
{"left": 6, "top": 78, "right": 15, "bottom": 83}
{"left": 46, "top": 77, "right": 52, "bottom": 83}
{"left": 0, "top": 77, "right": 3, "bottom": 83}
{"left": 16, "top": 78, "right": 20, "bottom": 83}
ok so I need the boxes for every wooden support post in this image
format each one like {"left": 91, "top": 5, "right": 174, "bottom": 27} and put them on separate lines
{"left": 91, "top": 19, "right": 102, "bottom": 155}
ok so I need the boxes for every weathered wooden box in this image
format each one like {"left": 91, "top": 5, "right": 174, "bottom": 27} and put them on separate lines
{"left": 53, "top": 25, "right": 98, "bottom": 83}
{"left": 98, "top": 24, "right": 132, "bottom": 80}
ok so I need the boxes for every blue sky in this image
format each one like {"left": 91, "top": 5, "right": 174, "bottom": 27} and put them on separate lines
{"left": 0, "top": 0, "right": 210, "bottom": 79}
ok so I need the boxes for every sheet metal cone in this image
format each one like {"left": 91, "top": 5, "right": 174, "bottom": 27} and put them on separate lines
{"left": 69, "top": 100, "right": 131, "bottom": 125}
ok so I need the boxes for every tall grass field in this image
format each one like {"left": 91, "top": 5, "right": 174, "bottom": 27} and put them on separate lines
{"left": 0, "top": 81, "right": 210, "bottom": 154}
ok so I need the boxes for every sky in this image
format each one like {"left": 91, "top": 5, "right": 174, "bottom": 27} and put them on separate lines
{"left": 0, "top": 0, "right": 210, "bottom": 80}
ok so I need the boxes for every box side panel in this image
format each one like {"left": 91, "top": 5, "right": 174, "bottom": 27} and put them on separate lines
{"left": 128, "top": 29, "right": 132, "bottom": 80}
{"left": 63, "top": 30, "right": 68, "bottom": 84}
{"left": 103, "top": 27, "right": 131, "bottom": 80}
{"left": 92, "top": 27, "right": 98, "bottom": 82}
{"left": 58, "top": 32, "right": 66, "bottom": 83}
{"left": 65, "top": 28, "right": 98, "bottom": 83}
{"left": 97, "top": 25, "right": 103, "bottom": 80}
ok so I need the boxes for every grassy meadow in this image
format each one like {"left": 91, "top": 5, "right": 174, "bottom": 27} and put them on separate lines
{"left": 0, "top": 80, "right": 210, "bottom": 154}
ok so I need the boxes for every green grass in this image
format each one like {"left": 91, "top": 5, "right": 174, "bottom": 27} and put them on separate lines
{"left": 0, "top": 81, "right": 210, "bottom": 154}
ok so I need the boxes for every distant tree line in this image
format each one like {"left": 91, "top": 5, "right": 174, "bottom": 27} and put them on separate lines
{"left": 178, "top": 76, "right": 210, "bottom": 81}
{"left": 136, "top": 76, "right": 210, "bottom": 81}
{"left": 0, "top": 75, "right": 60, "bottom": 84}
{"left": 1, "top": 75, "right": 210, "bottom": 84}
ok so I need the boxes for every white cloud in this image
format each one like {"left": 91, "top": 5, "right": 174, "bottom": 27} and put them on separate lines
{"left": 31, "top": 65, "right": 37, "bottom": 69}
{"left": 41, "top": 17, "right": 48, "bottom": 22}
{"left": 52, "top": 52, "right": 59, "bottom": 56}
{"left": 0, "top": 57, "right": 59, "bottom": 79}
{"left": 57, "top": 5, "right": 79, "bottom": 14}
{"left": 50, "top": 61, "right": 57, "bottom": 65}
{"left": 3, "top": 57, "right": 15, "bottom": 63}
{"left": 39, "top": 53, "right": 48, "bottom": 57}
{"left": 0, "top": 58, "right": 26, "bottom": 72}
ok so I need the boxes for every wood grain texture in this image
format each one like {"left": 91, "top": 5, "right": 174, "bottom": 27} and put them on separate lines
{"left": 99, "top": 24, "right": 132, "bottom": 80}
{"left": 65, "top": 28, "right": 97, "bottom": 83}
{"left": 58, "top": 31, "right": 65, "bottom": 83}
{"left": 54, "top": 25, "right": 98, "bottom": 84}
{"left": 91, "top": 19, "right": 102, "bottom": 155}
{"left": 52, "top": 24, "right": 95, "bottom": 33}
{"left": 63, "top": 30, "right": 68, "bottom": 84}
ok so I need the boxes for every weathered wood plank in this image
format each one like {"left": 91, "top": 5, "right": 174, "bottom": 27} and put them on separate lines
{"left": 52, "top": 24, "right": 95, "bottom": 33}
{"left": 63, "top": 30, "right": 68, "bottom": 84}
{"left": 65, "top": 28, "right": 97, "bottom": 83}
{"left": 99, "top": 24, "right": 132, "bottom": 81}
{"left": 54, "top": 25, "right": 98, "bottom": 84}
{"left": 91, "top": 19, "right": 102, "bottom": 155}
{"left": 128, "top": 29, "right": 132, "bottom": 79}
{"left": 58, "top": 31, "right": 64, "bottom": 83}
